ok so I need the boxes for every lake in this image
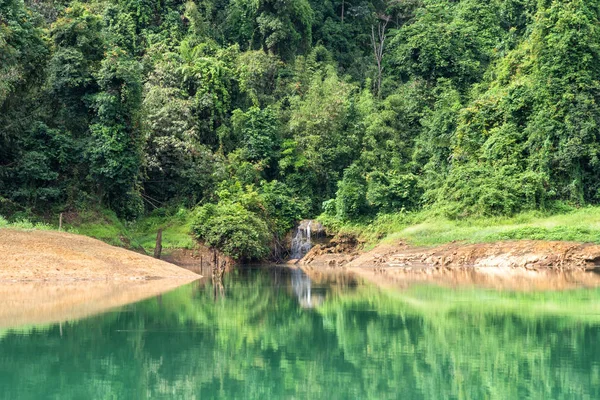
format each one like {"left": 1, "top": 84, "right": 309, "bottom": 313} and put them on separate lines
{"left": 1, "top": 267, "right": 600, "bottom": 399}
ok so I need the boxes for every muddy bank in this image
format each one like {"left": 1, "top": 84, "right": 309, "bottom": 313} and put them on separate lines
{"left": 299, "top": 238, "right": 600, "bottom": 290}
{"left": 162, "top": 247, "right": 234, "bottom": 275}
{"left": 0, "top": 229, "right": 200, "bottom": 282}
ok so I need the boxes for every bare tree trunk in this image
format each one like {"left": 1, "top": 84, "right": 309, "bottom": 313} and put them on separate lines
{"left": 153, "top": 229, "right": 163, "bottom": 259}
{"left": 211, "top": 248, "right": 226, "bottom": 301}
{"left": 371, "top": 17, "right": 390, "bottom": 97}
{"left": 59, "top": 213, "right": 63, "bottom": 231}
{"left": 341, "top": 0, "right": 345, "bottom": 22}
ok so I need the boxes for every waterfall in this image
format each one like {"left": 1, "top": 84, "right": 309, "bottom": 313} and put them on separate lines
{"left": 290, "top": 219, "right": 325, "bottom": 260}
{"left": 290, "top": 220, "right": 313, "bottom": 259}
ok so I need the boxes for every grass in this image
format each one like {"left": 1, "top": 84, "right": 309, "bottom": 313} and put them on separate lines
{"left": 66, "top": 209, "right": 137, "bottom": 247}
{"left": 323, "top": 206, "right": 600, "bottom": 249}
{"left": 0, "top": 210, "right": 136, "bottom": 247}
{"left": 128, "top": 208, "right": 196, "bottom": 252}
{"left": 1, "top": 206, "right": 198, "bottom": 254}
{"left": 69, "top": 207, "right": 197, "bottom": 253}
{"left": 0, "top": 216, "right": 54, "bottom": 231}
{"left": 9, "top": 203, "right": 600, "bottom": 256}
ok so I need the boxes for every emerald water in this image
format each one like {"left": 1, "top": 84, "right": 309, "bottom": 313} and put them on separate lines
{"left": 1, "top": 268, "right": 600, "bottom": 399}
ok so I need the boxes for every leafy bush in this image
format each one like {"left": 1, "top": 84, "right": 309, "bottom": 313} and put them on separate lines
{"left": 258, "top": 180, "right": 310, "bottom": 236}
{"left": 429, "top": 164, "right": 547, "bottom": 218}
{"left": 366, "top": 171, "right": 421, "bottom": 213}
{"left": 335, "top": 165, "right": 369, "bottom": 221}
{"left": 192, "top": 202, "right": 271, "bottom": 260}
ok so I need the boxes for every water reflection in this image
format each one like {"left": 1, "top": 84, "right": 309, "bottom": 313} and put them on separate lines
{"left": 1, "top": 269, "right": 600, "bottom": 399}
{"left": 291, "top": 268, "right": 325, "bottom": 308}
{"left": 0, "top": 278, "right": 195, "bottom": 329}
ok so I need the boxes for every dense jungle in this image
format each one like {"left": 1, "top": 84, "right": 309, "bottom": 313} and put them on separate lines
{"left": 3, "top": 0, "right": 600, "bottom": 260}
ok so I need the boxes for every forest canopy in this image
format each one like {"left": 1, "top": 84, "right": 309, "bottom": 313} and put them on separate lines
{"left": 2, "top": 0, "right": 600, "bottom": 259}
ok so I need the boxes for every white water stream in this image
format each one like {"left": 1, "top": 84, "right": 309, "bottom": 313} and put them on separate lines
{"left": 290, "top": 221, "right": 313, "bottom": 259}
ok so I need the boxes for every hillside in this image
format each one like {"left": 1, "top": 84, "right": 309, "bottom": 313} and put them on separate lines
{"left": 2, "top": 0, "right": 600, "bottom": 260}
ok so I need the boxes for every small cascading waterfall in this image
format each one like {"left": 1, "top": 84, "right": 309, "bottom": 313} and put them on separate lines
{"left": 290, "top": 220, "right": 313, "bottom": 259}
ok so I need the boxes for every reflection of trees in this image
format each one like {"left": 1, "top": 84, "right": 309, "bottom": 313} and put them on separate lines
{"left": 319, "top": 286, "right": 600, "bottom": 399}
{"left": 1, "top": 275, "right": 600, "bottom": 399}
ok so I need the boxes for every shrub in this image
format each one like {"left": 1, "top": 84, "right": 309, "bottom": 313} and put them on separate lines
{"left": 367, "top": 171, "right": 421, "bottom": 213}
{"left": 192, "top": 202, "right": 271, "bottom": 260}
{"left": 430, "top": 164, "right": 547, "bottom": 218}
{"left": 335, "top": 165, "right": 369, "bottom": 221}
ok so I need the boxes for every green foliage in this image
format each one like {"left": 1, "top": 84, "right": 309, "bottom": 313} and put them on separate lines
{"left": 235, "top": 50, "right": 282, "bottom": 107}
{"left": 0, "top": 0, "right": 47, "bottom": 106}
{"left": 192, "top": 202, "right": 271, "bottom": 260}
{"left": 366, "top": 171, "right": 420, "bottom": 212}
{"left": 128, "top": 207, "right": 197, "bottom": 251}
{"left": 0, "top": 215, "right": 53, "bottom": 231}
{"left": 388, "top": 0, "right": 503, "bottom": 89}
{"left": 231, "top": 106, "right": 280, "bottom": 168}
{"left": 63, "top": 208, "right": 135, "bottom": 246}
{"left": 227, "top": 0, "right": 314, "bottom": 59}
{"left": 89, "top": 48, "right": 143, "bottom": 219}
{"left": 284, "top": 66, "right": 360, "bottom": 209}
{"left": 192, "top": 177, "right": 310, "bottom": 259}
{"left": 141, "top": 48, "right": 218, "bottom": 205}
{"left": 334, "top": 164, "right": 368, "bottom": 221}
{"left": 322, "top": 205, "right": 600, "bottom": 249}
{"left": 7, "top": 0, "right": 600, "bottom": 259}
{"left": 179, "top": 40, "right": 234, "bottom": 145}
{"left": 257, "top": 180, "right": 310, "bottom": 235}
{"left": 428, "top": 164, "right": 547, "bottom": 218}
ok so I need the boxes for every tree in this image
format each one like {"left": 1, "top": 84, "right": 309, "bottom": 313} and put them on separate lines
{"left": 371, "top": 13, "right": 389, "bottom": 97}
{"left": 88, "top": 48, "right": 144, "bottom": 219}
{"left": 227, "top": 0, "right": 314, "bottom": 59}
{"left": 284, "top": 66, "right": 360, "bottom": 209}
{"left": 193, "top": 202, "right": 271, "bottom": 260}
{"left": 0, "top": 0, "right": 47, "bottom": 108}
{"left": 141, "top": 52, "right": 217, "bottom": 206}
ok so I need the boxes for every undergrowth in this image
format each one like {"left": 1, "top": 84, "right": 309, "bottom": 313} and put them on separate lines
{"left": 0, "top": 207, "right": 197, "bottom": 254}
{"left": 320, "top": 205, "right": 600, "bottom": 249}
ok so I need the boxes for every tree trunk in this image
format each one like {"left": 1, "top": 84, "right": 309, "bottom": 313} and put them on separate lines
{"left": 371, "top": 18, "right": 390, "bottom": 97}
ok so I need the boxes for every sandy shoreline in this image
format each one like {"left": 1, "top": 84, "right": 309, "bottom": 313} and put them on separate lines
{"left": 0, "top": 229, "right": 201, "bottom": 328}
{"left": 0, "top": 229, "right": 200, "bottom": 282}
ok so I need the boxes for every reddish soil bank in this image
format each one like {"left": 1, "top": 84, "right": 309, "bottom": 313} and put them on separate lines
{"left": 298, "top": 237, "right": 600, "bottom": 290}
{"left": 0, "top": 229, "right": 201, "bottom": 282}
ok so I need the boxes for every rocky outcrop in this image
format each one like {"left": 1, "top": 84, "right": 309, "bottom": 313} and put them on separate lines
{"left": 299, "top": 233, "right": 361, "bottom": 267}
{"left": 302, "top": 239, "right": 600, "bottom": 271}
{"left": 288, "top": 219, "right": 330, "bottom": 261}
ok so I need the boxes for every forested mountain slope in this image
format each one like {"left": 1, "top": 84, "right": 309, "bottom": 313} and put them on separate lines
{"left": 2, "top": 0, "right": 600, "bottom": 259}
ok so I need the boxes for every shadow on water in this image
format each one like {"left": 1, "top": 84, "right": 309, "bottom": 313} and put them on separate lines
{"left": 2, "top": 267, "right": 600, "bottom": 399}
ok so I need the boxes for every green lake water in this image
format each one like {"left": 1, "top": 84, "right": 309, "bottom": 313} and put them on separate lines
{"left": 1, "top": 268, "right": 600, "bottom": 399}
